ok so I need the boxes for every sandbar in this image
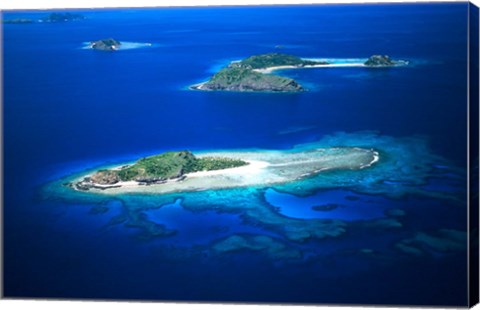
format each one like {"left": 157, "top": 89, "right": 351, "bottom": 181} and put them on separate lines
{"left": 252, "top": 63, "right": 366, "bottom": 74}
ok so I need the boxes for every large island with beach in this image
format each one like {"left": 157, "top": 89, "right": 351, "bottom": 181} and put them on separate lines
{"left": 191, "top": 53, "right": 328, "bottom": 92}
{"left": 69, "top": 147, "right": 379, "bottom": 194}
{"left": 191, "top": 53, "right": 408, "bottom": 92}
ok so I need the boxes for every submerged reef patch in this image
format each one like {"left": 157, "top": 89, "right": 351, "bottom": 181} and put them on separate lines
{"left": 212, "top": 234, "right": 302, "bottom": 260}
{"left": 395, "top": 229, "right": 467, "bottom": 256}
{"left": 273, "top": 131, "right": 464, "bottom": 201}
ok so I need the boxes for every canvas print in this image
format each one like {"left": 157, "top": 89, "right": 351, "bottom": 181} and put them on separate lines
{"left": 2, "top": 1, "right": 479, "bottom": 307}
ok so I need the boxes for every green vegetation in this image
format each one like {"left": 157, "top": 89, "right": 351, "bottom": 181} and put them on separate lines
{"left": 197, "top": 53, "right": 329, "bottom": 92}
{"left": 203, "top": 67, "right": 303, "bottom": 92}
{"left": 90, "top": 38, "right": 121, "bottom": 51}
{"left": 237, "top": 53, "right": 325, "bottom": 69}
{"left": 195, "top": 156, "right": 248, "bottom": 171}
{"left": 117, "top": 151, "right": 196, "bottom": 181}
{"left": 91, "top": 151, "right": 248, "bottom": 184}
{"left": 209, "top": 67, "right": 264, "bottom": 84}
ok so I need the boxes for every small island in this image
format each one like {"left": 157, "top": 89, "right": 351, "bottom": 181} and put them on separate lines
{"left": 197, "top": 67, "right": 304, "bottom": 92}
{"left": 40, "top": 13, "right": 85, "bottom": 23}
{"left": 90, "top": 38, "right": 122, "bottom": 51}
{"left": 3, "top": 18, "right": 34, "bottom": 24}
{"left": 3, "top": 13, "right": 85, "bottom": 24}
{"left": 73, "top": 150, "right": 248, "bottom": 190}
{"left": 68, "top": 146, "right": 379, "bottom": 194}
{"left": 364, "top": 55, "right": 408, "bottom": 67}
{"left": 192, "top": 53, "right": 329, "bottom": 92}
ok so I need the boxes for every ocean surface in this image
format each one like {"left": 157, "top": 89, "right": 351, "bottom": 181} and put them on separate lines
{"left": 2, "top": 3, "right": 471, "bottom": 306}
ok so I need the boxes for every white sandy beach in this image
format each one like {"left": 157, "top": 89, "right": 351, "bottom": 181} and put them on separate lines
{"left": 82, "top": 41, "right": 153, "bottom": 50}
{"left": 252, "top": 63, "right": 366, "bottom": 74}
{"left": 189, "top": 81, "right": 209, "bottom": 91}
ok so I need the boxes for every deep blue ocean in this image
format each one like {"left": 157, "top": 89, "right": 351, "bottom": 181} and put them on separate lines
{"left": 2, "top": 3, "right": 472, "bottom": 306}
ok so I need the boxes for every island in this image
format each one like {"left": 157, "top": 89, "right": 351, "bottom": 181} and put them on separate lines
{"left": 191, "top": 53, "right": 329, "bottom": 92}
{"left": 364, "top": 55, "right": 409, "bottom": 67}
{"left": 3, "top": 18, "right": 34, "bottom": 24}
{"left": 192, "top": 53, "right": 408, "bottom": 92}
{"left": 75, "top": 150, "right": 247, "bottom": 190}
{"left": 195, "top": 67, "right": 304, "bottom": 92}
{"left": 68, "top": 146, "right": 379, "bottom": 194}
{"left": 4, "top": 13, "right": 85, "bottom": 24}
{"left": 40, "top": 13, "right": 85, "bottom": 23}
{"left": 90, "top": 38, "right": 122, "bottom": 51}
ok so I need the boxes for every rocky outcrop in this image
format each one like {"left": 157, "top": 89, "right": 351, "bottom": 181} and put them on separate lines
{"left": 89, "top": 170, "right": 121, "bottom": 185}
{"left": 364, "top": 55, "right": 409, "bottom": 67}
{"left": 365, "top": 55, "right": 395, "bottom": 66}
{"left": 90, "top": 38, "right": 121, "bottom": 51}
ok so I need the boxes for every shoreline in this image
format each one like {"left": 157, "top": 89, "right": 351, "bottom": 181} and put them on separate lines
{"left": 252, "top": 63, "right": 366, "bottom": 74}
{"left": 69, "top": 148, "right": 380, "bottom": 195}
{"left": 188, "top": 57, "right": 408, "bottom": 91}
{"left": 188, "top": 81, "right": 304, "bottom": 93}
{"left": 82, "top": 41, "right": 153, "bottom": 51}
{"left": 189, "top": 82, "right": 207, "bottom": 91}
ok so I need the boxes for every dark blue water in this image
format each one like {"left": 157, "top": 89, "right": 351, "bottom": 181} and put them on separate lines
{"left": 2, "top": 3, "right": 470, "bottom": 306}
